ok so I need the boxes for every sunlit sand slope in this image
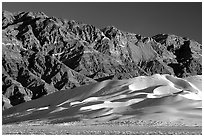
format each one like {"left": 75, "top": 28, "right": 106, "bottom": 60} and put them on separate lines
{"left": 3, "top": 74, "right": 202, "bottom": 125}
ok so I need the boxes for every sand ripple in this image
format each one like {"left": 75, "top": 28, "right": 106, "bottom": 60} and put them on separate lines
{"left": 3, "top": 74, "right": 202, "bottom": 125}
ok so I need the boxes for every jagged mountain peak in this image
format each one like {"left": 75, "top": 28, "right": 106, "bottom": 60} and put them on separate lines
{"left": 2, "top": 11, "right": 202, "bottom": 110}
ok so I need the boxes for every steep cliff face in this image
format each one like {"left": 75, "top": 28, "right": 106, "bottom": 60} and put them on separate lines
{"left": 2, "top": 11, "right": 202, "bottom": 109}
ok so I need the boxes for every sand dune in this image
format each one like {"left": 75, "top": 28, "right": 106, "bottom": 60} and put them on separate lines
{"left": 2, "top": 74, "right": 202, "bottom": 125}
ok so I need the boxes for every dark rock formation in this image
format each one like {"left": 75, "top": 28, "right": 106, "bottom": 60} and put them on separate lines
{"left": 152, "top": 34, "right": 202, "bottom": 77}
{"left": 2, "top": 11, "right": 202, "bottom": 110}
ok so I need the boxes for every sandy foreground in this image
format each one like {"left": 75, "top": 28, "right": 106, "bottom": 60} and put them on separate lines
{"left": 2, "top": 119, "right": 202, "bottom": 135}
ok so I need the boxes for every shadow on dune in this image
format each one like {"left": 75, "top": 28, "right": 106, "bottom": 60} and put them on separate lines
{"left": 2, "top": 74, "right": 202, "bottom": 125}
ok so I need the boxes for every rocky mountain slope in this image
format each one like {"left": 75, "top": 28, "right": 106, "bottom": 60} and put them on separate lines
{"left": 2, "top": 11, "right": 202, "bottom": 110}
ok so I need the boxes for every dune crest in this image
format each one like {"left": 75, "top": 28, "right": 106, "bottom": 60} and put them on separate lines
{"left": 3, "top": 74, "right": 202, "bottom": 125}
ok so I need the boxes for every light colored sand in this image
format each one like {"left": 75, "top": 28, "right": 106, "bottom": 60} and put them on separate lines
{"left": 3, "top": 74, "right": 202, "bottom": 126}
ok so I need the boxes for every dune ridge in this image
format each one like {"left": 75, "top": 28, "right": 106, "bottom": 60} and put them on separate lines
{"left": 2, "top": 74, "right": 202, "bottom": 125}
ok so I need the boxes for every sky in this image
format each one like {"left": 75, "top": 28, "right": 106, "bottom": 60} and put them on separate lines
{"left": 2, "top": 2, "right": 202, "bottom": 44}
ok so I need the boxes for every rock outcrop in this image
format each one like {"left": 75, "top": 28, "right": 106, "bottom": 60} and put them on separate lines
{"left": 2, "top": 11, "right": 202, "bottom": 110}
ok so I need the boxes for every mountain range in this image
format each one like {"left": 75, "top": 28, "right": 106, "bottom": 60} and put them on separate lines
{"left": 2, "top": 10, "right": 202, "bottom": 114}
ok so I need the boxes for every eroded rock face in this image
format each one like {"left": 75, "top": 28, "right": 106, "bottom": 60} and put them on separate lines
{"left": 2, "top": 11, "right": 202, "bottom": 110}
{"left": 152, "top": 34, "right": 202, "bottom": 77}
